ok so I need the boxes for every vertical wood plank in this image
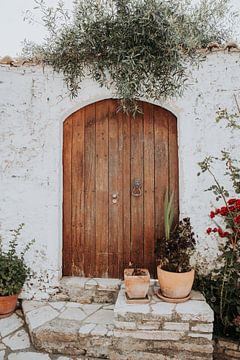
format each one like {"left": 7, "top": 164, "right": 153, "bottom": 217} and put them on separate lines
{"left": 117, "top": 109, "right": 125, "bottom": 278}
{"left": 96, "top": 100, "right": 109, "bottom": 277}
{"left": 122, "top": 112, "right": 131, "bottom": 274}
{"left": 71, "top": 110, "right": 85, "bottom": 276}
{"left": 154, "top": 107, "right": 169, "bottom": 243}
{"left": 108, "top": 100, "right": 123, "bottom": 278}
{"left": 143, "top": 103, "right": 155, "bottom": 276}
{"left": 84, "top": 103, "right": 96, "bottom": 277}
{"left": 168, "top": 114, "right": 179, "bottom": 224}
{"left": 130, "top": 105, "right": 144, "bottom": 267}
{"left": 63, "top": 116, "right": 72, "bottom": 275}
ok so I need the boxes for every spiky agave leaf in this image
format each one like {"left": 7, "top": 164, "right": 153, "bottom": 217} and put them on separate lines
{"left": 164, "top": 191, "right": 174, "bottom": 241}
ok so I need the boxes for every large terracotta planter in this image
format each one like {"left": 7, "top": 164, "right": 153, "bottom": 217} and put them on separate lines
{"left": 0, "top": 294, "right": 18, "bottom": 318}
{"left": 157, "top": 266, "right": 195, "bottom": 299}
{"left": 124, "top": 268, "right": 150, "bottom": 299}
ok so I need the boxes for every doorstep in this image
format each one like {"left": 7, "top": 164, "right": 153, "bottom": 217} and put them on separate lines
{"left": 50, "top": 277, "right": 121, "bottom": 304}
{"left": 113, "top": 284, "right": 214, "bottom": 359}
{"left": 22, "top": 280, "right": 214, "bottom": 360}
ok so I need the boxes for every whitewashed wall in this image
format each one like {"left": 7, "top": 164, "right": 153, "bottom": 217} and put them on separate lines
{"left": 0, "top": 52, "right": 239, "bottom": 299}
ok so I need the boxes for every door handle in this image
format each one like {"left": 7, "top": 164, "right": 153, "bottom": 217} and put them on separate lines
{"left": 132, "top": 179, "right": 142, "bottom": 197}
{"left": 112, "top": 193, "right": 118, "bottom": 204}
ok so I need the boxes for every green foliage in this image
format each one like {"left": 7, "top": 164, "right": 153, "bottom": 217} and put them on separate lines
{"left": 24, "top": 0, "right": 233, "bottom": 113}
{"left": 216, "top": 95, "right": 240, "bottom": 130}
{"left": 164, "top": 191, "right": 174, "bottom": 241}
{"left": 197, "top": 104, "right": 240, "bottom": 339}
{"left": 0, "top": 224, "right": 35, "bottom": 296}
{"left": 196, "top": 233, "right": 240, "bottom": 339}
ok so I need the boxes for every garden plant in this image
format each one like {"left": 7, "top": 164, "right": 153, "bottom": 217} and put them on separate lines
{"left": 155, "top": 192, "right": 196, "bottom": 273}
{"left": 24, "top": 0, "right": 234, "bottom": 113}
{"left": 0, "top": 223, "right": 34, "bottom": 296}
{"left": 197, "top": 105, "right": 240, "bottom": 339}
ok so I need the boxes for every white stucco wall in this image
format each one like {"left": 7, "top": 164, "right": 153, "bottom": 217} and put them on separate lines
{"left": 0, "top": 52, "right": 239, "bottom": 299}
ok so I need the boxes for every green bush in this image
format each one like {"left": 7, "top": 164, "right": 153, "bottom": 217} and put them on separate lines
{"left": 24, "top": 0, "right": 234, "bottom": 113}
{"left": 0, "top": 224, "right": 34, "bottom": 296}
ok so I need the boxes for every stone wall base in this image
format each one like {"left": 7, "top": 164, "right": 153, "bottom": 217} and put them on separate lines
{"left": 214, "top": 338, "right": 240, "bottom": 359}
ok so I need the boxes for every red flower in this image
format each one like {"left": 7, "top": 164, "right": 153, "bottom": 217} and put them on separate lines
{"left": 234, "top": 215, "right": 240, "bottom": 224}
{"left": 215, "top": 208, "right": 220, "bottom": 215}
{"left": 209, "top": 211, "right": 215, "bottom": 219}
{"left": 206, "top": 228, "right": 212, "bottom": 235}
{"left": 228, "top": 198, "right": 236, "bottom": 205}
{"left": 229, "top": 205, "right": 236, "bottom": 212}
{"left": 213, "top": 228, "right": 218, "bottom": 233}
{"left": 236, "top": 200, "right": 240, "bottom": 209}
{"left": 220, "top": 207, "right": 228, "bottom": 216}
{"left": 218, "top": 228, "right": 224, "bottom": 237}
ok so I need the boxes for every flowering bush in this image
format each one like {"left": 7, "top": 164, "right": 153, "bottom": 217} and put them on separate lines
{"left": 206, "top": 198, "right": 240, "bottom": 247}
{"left": 199, "top": 199, "right": 240, "bottom": 339}
{"left": 197, "top": 107, "right": 240, "bottom": 339}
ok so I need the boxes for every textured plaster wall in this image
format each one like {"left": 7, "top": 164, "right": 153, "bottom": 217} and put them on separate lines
{"left": 0, "top": 52, "right": 239, "bottom": 299}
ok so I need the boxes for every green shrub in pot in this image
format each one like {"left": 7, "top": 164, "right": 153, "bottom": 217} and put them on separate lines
{"left": 0, "top": 224, "right": 34, "bottom": 317}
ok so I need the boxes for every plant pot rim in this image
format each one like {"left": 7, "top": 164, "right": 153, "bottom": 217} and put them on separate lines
{"left": 124, "top": 268, "right": 150, "bottom": 276}
{"left": 157, "top": 265, "right": 195, "bottom": 275}
{"left": 0, "top": 293, "right": 19, "bottom": 298}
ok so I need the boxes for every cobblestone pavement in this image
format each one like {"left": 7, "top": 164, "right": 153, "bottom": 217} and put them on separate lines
{"left": 0, "top": 308, "right": 98, "bottom": 360}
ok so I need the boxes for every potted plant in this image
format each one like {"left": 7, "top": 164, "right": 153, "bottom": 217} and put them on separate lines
{"left": 0, "top": 224, "right": 34, "bottom": 318}
{"left": 156, "top": 193, "right": 196, "bottom": 302}
{"left": 124, "top": 263, "right": 150, "bottom": 302}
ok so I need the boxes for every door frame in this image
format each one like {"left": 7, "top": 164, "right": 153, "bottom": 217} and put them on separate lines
{"left": 60, "top": 97, "right": 181, "bottom": 278}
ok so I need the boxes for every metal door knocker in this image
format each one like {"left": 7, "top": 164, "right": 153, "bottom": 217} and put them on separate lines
{"left": 132, "top": 179, "right": 142, "bottom": 197}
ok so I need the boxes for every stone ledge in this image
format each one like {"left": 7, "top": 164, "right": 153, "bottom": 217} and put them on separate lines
{"left": 51, "top": 277, "right": 121, "bottom": 304}
{"left": 114, "top": 287, "right": 214, "bottom": 324}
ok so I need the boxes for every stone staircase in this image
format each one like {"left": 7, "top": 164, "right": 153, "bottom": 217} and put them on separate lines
{"left": 23, "top": 277, "right": 214, "bottom": 360}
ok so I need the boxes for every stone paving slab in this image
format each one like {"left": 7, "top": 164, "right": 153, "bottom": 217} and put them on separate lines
{"left": 0, "top": 309, "right": 107, "bottom": 360}
{"left": 0, "top": 315, "right": 24, "bottom": 338}
{"left": 2, "top": 329, "right": 30, "bottom": 350}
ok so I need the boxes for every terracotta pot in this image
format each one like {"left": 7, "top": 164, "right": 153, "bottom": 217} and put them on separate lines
{"left": 0, "top": 294, "right": 18, "bottom": 318}
{"left": 157, "top": 266, "right": 195, "bottom": 299}
{"left": 124, "top": 268, "right": 150, "bottom": 299}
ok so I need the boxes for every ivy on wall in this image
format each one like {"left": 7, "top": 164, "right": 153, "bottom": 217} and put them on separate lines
{"left": 25, "top": 0, "right": 234, "bottom": 113}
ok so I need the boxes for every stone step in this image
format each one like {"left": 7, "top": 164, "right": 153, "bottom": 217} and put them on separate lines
{"left": 112, "top": 285, "right": 214, "bottom": 360}
{"left": 23, "top": 300, "right": 115, "bottom": 358}
{"left": 23, "top": 283, "right": 214, "bottom": 359}
{"left": 51, "top": 277, "right": 121, "bottom": 304}
{"left": 114, "top": 285, "right": 212, "bottom": 328}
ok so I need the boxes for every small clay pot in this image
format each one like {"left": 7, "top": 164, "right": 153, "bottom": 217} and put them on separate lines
{"left": 124, "top": 268, "right": 150, "bottom": 299}
{"left": 0, "top": 294, "right": 18, "bottom": 318}
{"left": 157, "top": 266, "right": 195, "bottom": 299}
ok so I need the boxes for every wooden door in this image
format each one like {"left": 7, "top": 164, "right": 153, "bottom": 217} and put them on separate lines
{"left": 63, "top": 99, "right": 178, "bottom": 278}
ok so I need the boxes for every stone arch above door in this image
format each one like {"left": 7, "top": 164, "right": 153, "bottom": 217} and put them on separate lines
{"left": 63, "top": 99, "right": 179, "bottom": 278}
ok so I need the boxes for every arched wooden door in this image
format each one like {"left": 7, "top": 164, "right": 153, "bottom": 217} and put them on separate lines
{"left": 63, "top": 99, "right": 178, "bottom": 278}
